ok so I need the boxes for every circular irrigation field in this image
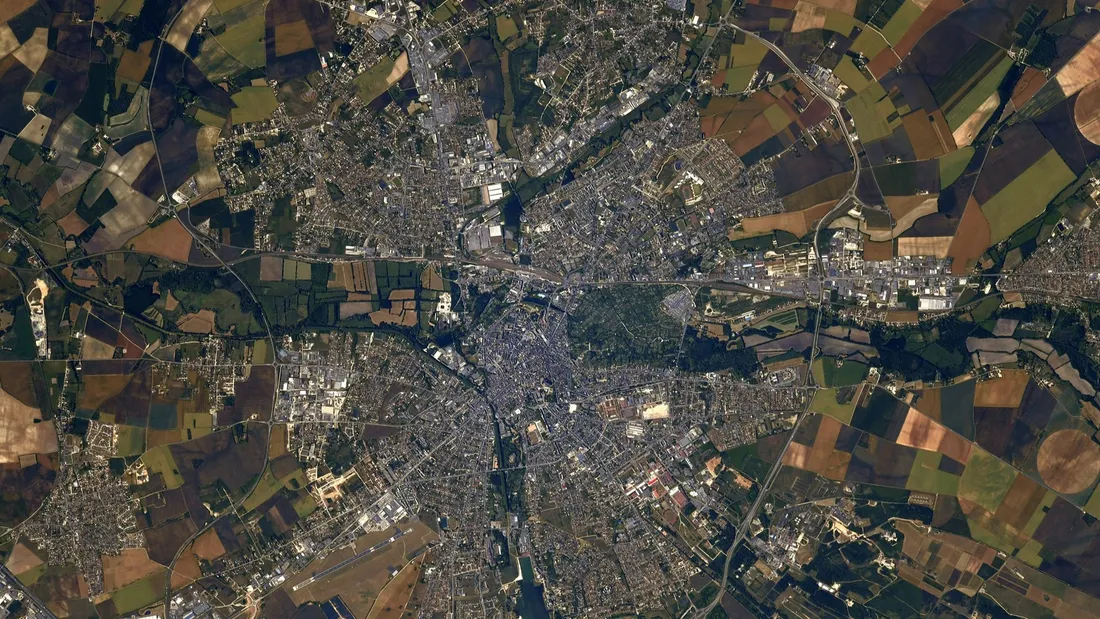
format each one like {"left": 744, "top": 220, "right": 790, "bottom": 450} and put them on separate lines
{"left": 1037, "top": 429, "right": 1100, "bottom": 495}
{"left": 1075, "top": 80, "right": 1100, "bottom": 146}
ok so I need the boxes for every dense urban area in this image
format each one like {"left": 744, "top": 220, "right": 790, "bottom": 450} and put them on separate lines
{"left": 1, "top": 0, "right": 1100, "bottom": 618}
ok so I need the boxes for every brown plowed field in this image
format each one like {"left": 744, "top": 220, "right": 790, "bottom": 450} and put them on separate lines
{"left": 1037, "top": 429, "right": 1100, "bottom": 494}
{"left": 947, "top": 197, "right": 992, "bottom": 275}
{"left": 974, "top": 370, "right": 1030, "bottom": 407}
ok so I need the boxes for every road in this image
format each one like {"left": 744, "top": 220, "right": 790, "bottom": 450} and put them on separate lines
{"left": 0, "top": 564, "right": 55, "bottom": 618}
{"left": 696, "top": 24, "right": 864, "bottom": 619}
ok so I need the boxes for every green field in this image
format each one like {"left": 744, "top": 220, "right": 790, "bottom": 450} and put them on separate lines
{"left": 195, "top": 42, "right": 249, "bottom": 81}
{"left": 431, "top": 0, "right": 458, "bottom": 22}
{"left": 730, "top": 37, "right": 768, "bottom": 68}
{"left": 763, "top": 104, "right": 790, "bottom": 133}
{"left": 216, "top": 13, "right": 265, "bottom": 69}
{"left": 724, "top": 65, "right": 757, "bottom": 92}
{"left": 282, "top": 259, "right": 312, "bottom": 281}
{"left": 809, "top": 388, "right": 858, "bottom": 424}
{"left": 966, "top": 519, "right": 1018, "bottom": 554}
{"left": 847, "top": 82, "right": 892, "bottom": 143}
{"left": 116, "top": 425, "right": 145, "bottom": 457}
{"left": 214, "top": 0, "right": 253, "bottom": 10}
{"left": 293, "top": 493, "right": 318, "bottom": 518}
{"left": 111, "top": 572, "right": 165, "bottom": 614}
{"left": 968, "top": 295, "right": 1001, "bottom": 322}
{"left": 182, "top": 412, "right": 213, "bottom": 440}
{"left": 906, "top": 450, "right": 960, "bottom": 495}
{"left": 243, "top": 469, "right": 283, "bottom": 512}
{"left": 1084, "top": 485, "right": 1100, "bottom": 518}
{"left": 1017, "top": 539, "right": 1044, "bottom": 567}
{"left": 824, "top": 10, "right": 860, "bottom": 35}
{"left": 142, "top": 445, "right": 183, "bottom": 489}
{"left": 939, "top": 147, "right": 974, "bottom": 189}
{"left": 353, "top": 56, "right": 398, "bottom": 103}
{"left": 194, "top": 108, "right": 226, "bottom": 127}
{"left": 980, "top": 149, "right": 1076, "bottom": 244}
{"left": 873, "top": 161, "right": 925, "bottom": 196}
{"left": 958, "top": 447, "right": 1017, "bottom": 513}
{"left": 14, "top": 563, "right": 46, "bottom": 586}
{"left": 849, "top": 27, "right": 890, "bottom": 58}
{"left": 231, "top": 86, "right": 279, "bottom": 124}
{"left": 96, "top": 0, "right": 128, "bottom": 19}
{"left": 721, "top": 441, "right": 772, "bottom": 482}
{"left": 174, "top": 288, "right": 263, "bottom": 335}
{"left": 813, "top": 357, "right": 869, "bottom": 387}
{"left": 496, "top": 15, "right": 520, "bottom": 41}
{"left": 833, "top": 56, "right": 871, "bottom": 93}
{"left": 945, "top": 55, "right": 1014, "bottom": 130}
{"left": 757, "top": 308, "right": 800, "bottom": 333}
{"left": 1021, "top": 490, "right": 1057, "bottom": 537}
{"left": 879, "top": 0, "right": 922, "bottom": 44}
{"left": 931, "top": 39, "right": 1000, "bottom": 105}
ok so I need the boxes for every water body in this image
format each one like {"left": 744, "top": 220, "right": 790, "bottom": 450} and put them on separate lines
{"left": 516, "top": 555, "right": 550, "bottom": 619}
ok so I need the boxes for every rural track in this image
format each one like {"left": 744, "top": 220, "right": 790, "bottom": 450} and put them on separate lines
{"left": 695, "top": 23, "right": 864, "bottom": 619}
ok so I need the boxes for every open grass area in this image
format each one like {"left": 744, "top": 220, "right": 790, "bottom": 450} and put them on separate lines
{"left": 293, "top": 493, "right": 318, "bottom": 518}
{"left": 847, "top": 82, "right": 892, "bottom": 143}
{"left": 1017, "top": 539, "right": 1044, "bottom": 567}
{"left": 496, "top": 15, "right": 520, "bottom": 41}
{"left": 849, "top": 27, "right": 890, "bottom": 59}
{"left": 96, "top": 0, "right": 128, "bottom": 20}
{"left": 15, "top": 563, "right": 46, "bottom": 586}
{"left": 1023, "top": 489, "right": 1058, "bottom": 536}
{"left": 756, "top": 308, "right": 800, "bottom": 332}
{"left": 879, "top": 0, "right": 922, "bottom": 44}
{"left": 824, "top": 11, "right": 860, "bottom": 35}
{"left": 353, "top": 56, "right": 398, "bottom": 103}
{"left": 724, "top": 65, "right": 757, "bottom": 92}
{"left": 958, "top": 447, "right": 1017, "bottom": 513}
{"left": 174, "top": 289, "right": 263, "bottom": 335}
{"left": 182, "top": 412, "right": 212, "bottom": 441}
{"left": 730, "top": 37, "right": 768, "bottom": 69}
{"left": 194, "top": 108, "right": 226, "bottom": 127}
{"left": 242, "top": 469, "right": 282, "bottom": 513}
{"left": 939, "top": 147, "right": 973, "bottom": 189}
{"left": 116, "top": 425, "right": 145, "bottom": 457}
{"left": 110, "top": 572, "right": 165, "bottom": 615}
{"left": 980, "top": 149, "right": 1076, "bottom": 244}
{"left": 834, "top": 57, "right": 871, "bottom": 93}
{"left": 763, "top": 104, "right": 790, "bottom": 133}
{"left": 231, "top": 86, "right": 279, "bottom": 124}
{"left": 141, "top": 445, "right": 183, "bottom": 489}
{"left": 217, "top": 13, "right": 265, "bottom": 69}
{"left": 809, "top": 387, "right": 858, "bottom": 424}
{"left": 813, "top": 357, "right": 869, "bottom": 387}
{"left": 966, "top": 518, "right": 1018, "bottom": 554}
{"left": 906, "top": 450, "right": 960, "bottom": 495}
{"left": 1085, "top": 485, "right": 1100, "bottom": 518}
{"left": 431, "top": 0, "right": 458, "bottom": 22}
{"left": 931, "top": 39, "right": 1000, "bottom": 107}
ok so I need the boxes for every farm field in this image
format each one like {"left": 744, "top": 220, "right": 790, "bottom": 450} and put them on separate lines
{"left": 6, "top": 0, "right": 1100, "bottom": 617}
{"left": 230, "top": 86, "right": 279, "bottom": 124}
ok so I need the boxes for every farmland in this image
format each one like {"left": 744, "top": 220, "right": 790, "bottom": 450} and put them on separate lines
{"left": 353, "top": 53, "right": 409, "bottom": 104}
{"left": 6, "top": 0, "right": 1100, "bottom": 617}
{"left": 230, "top": 86, "right": 279, "bottom": 124}
{"left": 979, "top": 149, "right": 1077, "bottom": 244}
